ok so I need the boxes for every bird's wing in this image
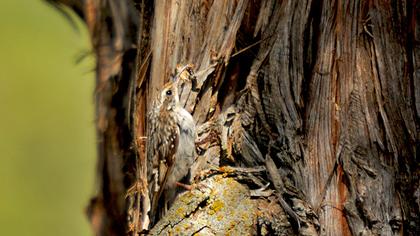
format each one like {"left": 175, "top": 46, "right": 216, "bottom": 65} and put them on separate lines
{"left": 146, "top": 107, "right": 159, "bottom": 188}
{"left": 147, "top": 107, "right": 179, "bottom": 222}
{"left": 146, "top": 107, "right": 178, "bottom": 178}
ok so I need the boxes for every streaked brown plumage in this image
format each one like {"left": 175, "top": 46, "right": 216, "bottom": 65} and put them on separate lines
{"left": 147, "top": 69, "right": 196, "bottom": 224}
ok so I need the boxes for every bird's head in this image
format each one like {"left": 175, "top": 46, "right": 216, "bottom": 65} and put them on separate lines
{"left": 160, "top": 82, "right": 179, "bottom": 109}
{"left": 158, "top": 65, "right": 193, "bottom": 109}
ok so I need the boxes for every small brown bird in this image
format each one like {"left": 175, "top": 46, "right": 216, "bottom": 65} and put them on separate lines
{"left": 147, "top": 68, "right": 196, "bottom": 224}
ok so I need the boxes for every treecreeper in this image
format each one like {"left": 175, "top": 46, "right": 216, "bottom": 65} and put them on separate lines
{"left": 146, "top": 66, "right": 197, "bottom": 226}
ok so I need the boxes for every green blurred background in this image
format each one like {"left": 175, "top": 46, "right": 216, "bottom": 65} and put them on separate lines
{"left": 0, "top": 1, "right": 95, "bottom": 236}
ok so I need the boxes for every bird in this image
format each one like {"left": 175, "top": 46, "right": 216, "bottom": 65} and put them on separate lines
{"left": 147, "top": 67, "right": 196, "bottom": 224}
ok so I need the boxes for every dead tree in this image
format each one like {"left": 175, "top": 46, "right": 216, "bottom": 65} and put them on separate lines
{"left": 50, "top": 0, "right": 419, "bottom": 235}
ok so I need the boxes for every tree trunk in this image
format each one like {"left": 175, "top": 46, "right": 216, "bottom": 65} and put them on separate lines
{"left": 51, "top": 0, "right": 419, "bottom": 235}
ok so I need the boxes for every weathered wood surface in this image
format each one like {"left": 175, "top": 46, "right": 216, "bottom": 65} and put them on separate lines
{"left": 52, "top": 0, "right": 419, "bottom": 235}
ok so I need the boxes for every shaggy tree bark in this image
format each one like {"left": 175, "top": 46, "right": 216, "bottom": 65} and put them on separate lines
{"left": 51, "top": 0, "right": 419, "bottom": 235}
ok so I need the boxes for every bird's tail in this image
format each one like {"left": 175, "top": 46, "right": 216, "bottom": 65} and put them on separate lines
{"left": 149, "top": 164, "right": 174, "bottom": 226}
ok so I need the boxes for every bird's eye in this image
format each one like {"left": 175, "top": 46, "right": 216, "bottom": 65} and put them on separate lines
{"left": 166, "top": 90, "right": 172, "bottom": 96}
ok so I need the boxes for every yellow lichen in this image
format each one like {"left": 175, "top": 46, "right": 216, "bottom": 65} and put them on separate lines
{"left": 183, "top": 223, "right": 191, "bottom": 230}
{"left": 176, "top": 207, "right": 185, "bottom": 217}
{"left": 210, "top": 199, "right": 224, "bottom": 212}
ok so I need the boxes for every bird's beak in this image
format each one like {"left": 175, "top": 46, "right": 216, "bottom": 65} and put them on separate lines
{"left": 172, "top": 65, "right": 191, "bottom": 83}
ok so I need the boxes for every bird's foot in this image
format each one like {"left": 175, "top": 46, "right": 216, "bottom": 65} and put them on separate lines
{"left": 176, "top": 181, "right": 192, "bottom": 190}
{"left": 176, "top": 182, "right": 210, "bottom": 192}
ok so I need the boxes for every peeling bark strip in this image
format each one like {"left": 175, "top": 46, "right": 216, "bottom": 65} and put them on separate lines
{"left": 51, "top": 0, "right": 419, "bottom": 235}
